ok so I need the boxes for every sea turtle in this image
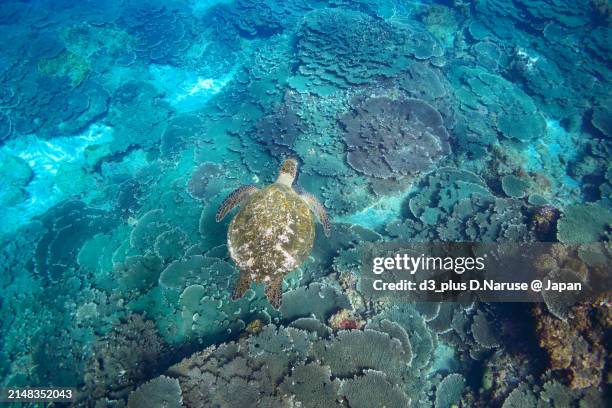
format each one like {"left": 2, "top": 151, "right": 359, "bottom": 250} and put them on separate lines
{"left": 215, "top": 159, "right": 330, "bottom": 308}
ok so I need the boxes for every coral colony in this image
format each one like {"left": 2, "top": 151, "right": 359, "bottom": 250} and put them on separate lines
{"left": 0, "top": 0, "right": 610, "bottom": 407}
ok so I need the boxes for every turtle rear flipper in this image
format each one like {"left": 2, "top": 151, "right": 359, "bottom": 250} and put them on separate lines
{"left": 232, "top": 271, "right": 252, "bottom": 300}
{"left": 216, "top": 185, "right": 258, "bottom": 222}
{"left": 264, "top": 276, "right": 284, "bottom": 309}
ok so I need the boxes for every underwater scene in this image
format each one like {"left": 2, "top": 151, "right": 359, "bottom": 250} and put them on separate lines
{"left": 0, "top": 0, "right": 611, "bottom": 406}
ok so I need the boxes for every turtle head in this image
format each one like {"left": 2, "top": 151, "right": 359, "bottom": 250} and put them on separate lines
{"left": 276, "top": 158, "right": 297, "bottom": 186}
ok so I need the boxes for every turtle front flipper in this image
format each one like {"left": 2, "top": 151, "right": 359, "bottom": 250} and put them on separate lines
{"left": 215, "top": 185, "right": 258, "bottom": 222}
{"left": 300, "top": 192, "right": 331, "bottom": 237}
{"left": 264, "top": 276, "right": 284, "bottom": 309}
{"left": 232, "top": 271, "right": 252, "bottom": 301}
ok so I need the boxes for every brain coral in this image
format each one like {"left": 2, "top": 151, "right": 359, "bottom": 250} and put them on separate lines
{"left": 339, "top": 96, "right": 451, "bottom": 179}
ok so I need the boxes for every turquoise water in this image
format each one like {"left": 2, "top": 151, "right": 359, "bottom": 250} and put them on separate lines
{"left": 0, "top": 0, "right": 610, "bottom": 406}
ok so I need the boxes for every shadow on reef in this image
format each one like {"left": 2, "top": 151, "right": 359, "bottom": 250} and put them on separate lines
{"left": 0, "top": 0, "right": 610, "bottom": 407}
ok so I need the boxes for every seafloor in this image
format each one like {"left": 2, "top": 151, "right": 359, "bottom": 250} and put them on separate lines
{"left": 0, "top": 0, "right": 610, "bottom": 407}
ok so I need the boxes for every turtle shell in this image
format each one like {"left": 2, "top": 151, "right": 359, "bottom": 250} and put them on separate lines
{"left": 227, "top": 183, "right": 315, "bottom": 280}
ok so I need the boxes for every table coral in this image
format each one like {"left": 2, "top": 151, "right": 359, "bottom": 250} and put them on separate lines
{"left": 33, "top": 200, "right": 119, "bottom": 283}
{"left": 453, "top": 67, "right": 547, "bottom": 143}
{"left": 557, "top": 203, "right": 611, "bottom": 243}
{"left": 339, "top": 96, "right": 451, "bottom": 179}
{"left": 290, "top": 8, "right": 442, "bottom": 94}
{"left": 137, "top": 323, "right": 417, "bottom": 407}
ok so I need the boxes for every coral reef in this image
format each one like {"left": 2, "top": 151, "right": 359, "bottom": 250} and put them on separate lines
{"left": 0, "top": 0, "right": 609, "bottom": 406}
{"left": 82, "top": 314, "right": 168, "bottom": 403}
{"left": 386, "top": 167, "right": 532, "bottom": 242}
{"left": 139, "top": 323, "right": 419, "bottom": 407}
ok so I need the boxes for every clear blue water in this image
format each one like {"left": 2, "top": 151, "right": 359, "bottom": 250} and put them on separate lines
{"left": 0, "top": 0, "right": 610, "bottom": 406}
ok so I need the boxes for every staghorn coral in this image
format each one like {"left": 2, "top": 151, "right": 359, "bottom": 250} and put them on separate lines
{"left": 339, "top": 96, "right": 451, "bottom": 179}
